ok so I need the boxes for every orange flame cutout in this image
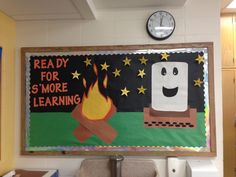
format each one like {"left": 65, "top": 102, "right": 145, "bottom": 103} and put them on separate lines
{"left": 93, "top": 64, "right": 98, "bottom": 76}
{"left": 83, "top": 78, "right": 87, "bottom": 88}
{"left": 81, "top": 64, "right": 112, "bottom": 120}
{"left": 103, "top": 75, "right": 108, "bottom": 88}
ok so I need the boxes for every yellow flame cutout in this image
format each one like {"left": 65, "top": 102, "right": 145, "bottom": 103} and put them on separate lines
{"left": 81, "top": 80, "right": 112, "bottom": 120}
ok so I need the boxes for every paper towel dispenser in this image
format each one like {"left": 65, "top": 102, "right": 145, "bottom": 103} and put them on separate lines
{"left": 186, "top": 160, "right": 219, "bottom": 177}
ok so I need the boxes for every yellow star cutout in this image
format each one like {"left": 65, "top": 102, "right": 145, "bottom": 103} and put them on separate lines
{"left": 123, "top": 56, "right": 131, "bottom": 66}
{"left": 137, "top": 85, "right": 147, "bottom": 94}
{"left": 121, "top": 87, "right": 130, "bottom": 96}
{"left": 112, "top": 68, "right": 121, "bottom": 77}
{"left": 139, "top": 56, "right": 148, "bottom": 65}
{"left": 193, "top": 78, "right": 204, "bottom": 87}
{"left": 101, "top": 62, "right": 110, "bottom": 71}
{"left": 83, "top": 57, "right": 92, "bottom": 67}
{"left": 137, "top": 69, "right": 146, "bottom": 78}
{"left": 71, "top": 70, "right": 81, "bottom": 80}
{"left": 195, "top": 54, "right": 204, "bottom": 64}
{"left": 161, "top": 52, "right": 170, "bottom": 60}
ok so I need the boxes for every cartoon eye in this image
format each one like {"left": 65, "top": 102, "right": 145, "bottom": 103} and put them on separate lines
{"left": 173, "top": 67, "right": 178, "bottom": 75}
{"left": 161, "top": 67, "right": 167, "bottom": 76}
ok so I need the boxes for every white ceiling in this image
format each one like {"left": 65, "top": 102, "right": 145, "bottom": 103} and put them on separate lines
{"left": 93, "top": 0, "right": 187, "bottom": 9}
{"left": 221, "top": 0, "right": 236, "bottom": 13}
{"left": 0, "top": 0, "right": 187, "bottom": 20}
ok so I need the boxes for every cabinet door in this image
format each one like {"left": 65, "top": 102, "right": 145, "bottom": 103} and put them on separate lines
{"left": 221, "top": 15, "right": 235, "bottom": 67}
{"left": 222, "top": 70, "right": 236, "bottom": 177}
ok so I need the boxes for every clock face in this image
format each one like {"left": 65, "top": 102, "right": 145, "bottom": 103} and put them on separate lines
{"left": 146, "top": 11, "right": 175, "bottom": 40}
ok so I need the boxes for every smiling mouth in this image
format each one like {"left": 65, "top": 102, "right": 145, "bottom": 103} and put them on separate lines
{"left": 162, "top": 87, "right": 178, "bottom": 97}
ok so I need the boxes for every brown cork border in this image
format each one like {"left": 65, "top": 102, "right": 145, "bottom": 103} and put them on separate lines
{"left": 20, "top": 42, "right": 216, "bottom": 157}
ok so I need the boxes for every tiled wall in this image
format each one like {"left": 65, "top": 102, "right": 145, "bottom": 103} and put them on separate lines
{"left": 15, "top": 0, "right": 222, "bottom": 176}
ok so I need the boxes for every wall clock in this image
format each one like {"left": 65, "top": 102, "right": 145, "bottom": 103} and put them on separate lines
{"left": 146, "top": 11, "right": 175, "bottom": 40}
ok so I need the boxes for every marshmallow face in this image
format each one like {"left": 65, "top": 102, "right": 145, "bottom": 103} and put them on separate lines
{"left": 151, "top": 62, "right": 188, "bottom": 112}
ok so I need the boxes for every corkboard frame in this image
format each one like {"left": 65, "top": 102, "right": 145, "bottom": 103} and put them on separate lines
{"left": 21, "top": 42, "right": 216, "bottom": 156}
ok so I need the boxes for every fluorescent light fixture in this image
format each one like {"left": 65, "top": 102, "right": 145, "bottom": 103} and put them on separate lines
{"left": 227, "top": 0, "right": 236, "bottom": 8}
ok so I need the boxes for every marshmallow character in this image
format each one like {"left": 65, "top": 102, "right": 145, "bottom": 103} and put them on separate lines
{"left": 151, "top": 62, "right": 188, "bottom": 112}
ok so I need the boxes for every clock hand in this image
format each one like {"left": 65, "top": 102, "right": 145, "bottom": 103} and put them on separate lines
{"left": 160, "top": 15, "right": 163, "bottom": 27}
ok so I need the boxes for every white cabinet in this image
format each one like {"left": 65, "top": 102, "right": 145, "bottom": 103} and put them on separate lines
{"left": 221, "top": 14, "right": 236, "bottom": 177}
{"left": 221, "top": 14, "right": 235, "bottom": 67}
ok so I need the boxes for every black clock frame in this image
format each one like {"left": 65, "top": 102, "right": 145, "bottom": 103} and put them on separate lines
{"left": 146, "top": 10, "right": 176, "bottom": 40}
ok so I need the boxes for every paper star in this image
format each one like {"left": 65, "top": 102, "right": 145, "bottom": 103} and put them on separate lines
{"left": 137, "top": 69, "right": 146, "bottom": 78}
{"left": 71, "top": 70, "right": 81, "bottom": 80}
{"left": 101, "top": 62, "right": 110, "bottom": 71}
{"left": 161, "top": 52, "right": 170, "bottom": 60}
{"left": 121, "top": 87, "right": 130, "bottom": 96}
{"left": 123, "top": 56, "right": 131, "bottom": 66}
{"left": 83, "top": 57, "right": 92, "bottom": 67}
{"left": 112, "top": 68, "right": 121, "bottom": 77}
{"left": 137, "top": 85, "right": 147, "bottom": 94}
{"left": 193, "top": 78, "right": 204, "bottom": 87}
{"left": 139, "top": 56, "right": 148, "bottom": 65}
{"left": 195, "top": 54, "right": 204, "bottom": 64}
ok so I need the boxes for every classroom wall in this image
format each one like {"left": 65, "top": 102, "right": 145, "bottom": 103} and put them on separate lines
{"left": 0, "top": 11, "right": 16, "bottom": 175}
{"left": 15, "top": 0, "right": 222, "bottom": 177}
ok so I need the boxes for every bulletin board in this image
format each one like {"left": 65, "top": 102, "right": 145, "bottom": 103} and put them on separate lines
{"left": 21, "top": 42, "right": 216, "bottom": 156}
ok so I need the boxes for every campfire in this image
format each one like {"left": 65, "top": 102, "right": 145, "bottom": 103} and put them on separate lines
{"left": 72, "top": 64, "right": 117, "bottom": 144}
